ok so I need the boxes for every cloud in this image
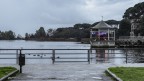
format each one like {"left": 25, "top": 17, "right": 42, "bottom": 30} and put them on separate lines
{"left": 0, "top": 0, "right": 143, "bottom": 36}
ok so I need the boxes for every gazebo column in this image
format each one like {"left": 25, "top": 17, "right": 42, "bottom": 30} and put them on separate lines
{"left": 90, "top": 29, "right": 92, "bottom": 39}
{"left": 114, "top": 31, "right": 115, "bottom": 41}
{"left": 98, "top": 30, "right": 100, "bottom": 45}
{"left": 114, "top": 31, "right": 115, "bottom": 45}
{"left": 108, "top": 29, "right": 110, "bottom": 41}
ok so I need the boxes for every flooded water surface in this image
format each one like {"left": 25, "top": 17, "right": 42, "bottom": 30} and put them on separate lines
{"left": 0, "top": 40, "right": 143, "bottom": 64}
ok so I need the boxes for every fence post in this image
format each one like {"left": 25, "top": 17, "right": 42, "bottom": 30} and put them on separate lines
{"left": 19, "top": 49, "right": 22, "bottom": 73}
{"left": 52, "top": 49, "right": 55, "bottom": 64}
{"left": 125, "top": 49, "right": 128, "bottom": 64}
{"left": 16, "top": 50, "right": 19, "bottom": 64}
{"left": 88, "top": 50, "right": 90, "bottom": 64}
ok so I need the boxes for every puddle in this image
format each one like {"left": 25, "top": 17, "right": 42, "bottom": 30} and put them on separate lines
{"left": 92, "top": 77, "right": 102, "bottom": 80}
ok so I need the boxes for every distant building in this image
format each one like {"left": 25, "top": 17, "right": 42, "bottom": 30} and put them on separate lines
{"left": 118, "top": 18, "right": 144, "bottom": 42}
{"left": 130, "top": 19, "right": 141, "bottom": 37}
{"left": 90, "top": 20, "right": 115, "bottom": 47}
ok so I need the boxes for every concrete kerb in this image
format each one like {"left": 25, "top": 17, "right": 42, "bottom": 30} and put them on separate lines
{"left": 0, "top": 70, "right": 19, "bottom": 81}
{"left": 106, "top": 69, "right": 123, "bottom": 81}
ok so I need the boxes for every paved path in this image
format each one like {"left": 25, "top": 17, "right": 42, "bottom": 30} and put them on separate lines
{"left": 2, "top": 63, "right": 144, "bottom": 81}
{"left": 3, "top": 63, "right": 115, "bottom": 81}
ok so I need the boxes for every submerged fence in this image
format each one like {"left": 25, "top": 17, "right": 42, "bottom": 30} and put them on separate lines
{"left": 0, "top": 48, "right": 144, "bottom": 64}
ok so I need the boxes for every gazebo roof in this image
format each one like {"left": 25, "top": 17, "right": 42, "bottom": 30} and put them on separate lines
{"left": 92, "top": 21, "right": 113, "bottom": 29}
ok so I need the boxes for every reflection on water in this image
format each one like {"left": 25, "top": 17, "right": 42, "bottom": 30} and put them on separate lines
{"left": 92, "top": 49, "right": 126, "bottom": 64}
{"left": 93, "top": 49, "right": 144, "bottom": 64}
{"left": 126, "top": 49, "right": 144, "bottom": 63}
{"left": 96, "top": 49, "right": 113, "bottom": 62}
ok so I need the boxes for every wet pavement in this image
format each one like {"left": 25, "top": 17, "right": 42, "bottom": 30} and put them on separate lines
{"left": 3, "top": 63, "right": 144, "bottom": 81}
{"left": 3, "top": 63, "right": 116, "bottom": 81}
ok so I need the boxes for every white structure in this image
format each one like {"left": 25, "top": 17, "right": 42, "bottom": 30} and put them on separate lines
{"left": 90, "top": 20, "right": 115, "bottom": 47}
{"left": 129, "top": 18, "right": 142, "bottom": 41}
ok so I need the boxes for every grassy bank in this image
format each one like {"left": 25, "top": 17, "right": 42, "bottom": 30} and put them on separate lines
{"left": 0, "top": 67, "right": 17, "bottom": 78}
{"left": 108, "top": 67, "right": 144, "bottom": 81}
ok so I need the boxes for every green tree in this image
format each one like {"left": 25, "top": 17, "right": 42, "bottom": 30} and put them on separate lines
{"left": 91, "top": 20, "right": 120, "bottom": 27}
{"left": 74, "top": 23, "right": 91, "bottom": 29}
{"left": 8, "top": 30, "right": 15, "bottom": 39}
{"left": 123, "top": 2, "right": 144, "bottom": 19}
{"left": 118, "top": 19, "right": 131, "bottom": 36}
{"left": 25, "top": 33, "right": 29, "bottom": 40}
{"left": 140, "top": 16, "right": 144, "bottom": 35}
{"left": 105, "top": 20, "right": 120, "bottom": 25}
{"left": 123, "top": 2, "right": 144, "bottom": 36}
{"left": 35, "top": 27, "right": 46, "bottom": 38}
{"left": 0, "top": 30, "right": 15, "bottom": 40}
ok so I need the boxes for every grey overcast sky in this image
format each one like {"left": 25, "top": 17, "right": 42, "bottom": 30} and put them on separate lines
{"left": 0, "top": 0, "right": 144, "bottom": 36}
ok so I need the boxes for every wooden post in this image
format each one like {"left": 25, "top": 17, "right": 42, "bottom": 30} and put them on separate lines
{"left": 16, "top": 50, "right": 19, "bottom": 64}
{"left": 19, "top": 49, "right": 22, "bottom": 73}
{"left": 52, "top": 49, "right": 55, "bottom": 64}
{"left": 125, "top": 49, "right": 128, "bottom": 64}
{"left": 88, "top": 50, "right": 90, "bottom": 64}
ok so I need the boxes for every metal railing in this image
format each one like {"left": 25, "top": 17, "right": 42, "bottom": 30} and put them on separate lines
{"left": 0, "top": 49, "right": 91, "bottom": 64}
{"left": 0, "top": 48, "right": 144, "bottom": 64}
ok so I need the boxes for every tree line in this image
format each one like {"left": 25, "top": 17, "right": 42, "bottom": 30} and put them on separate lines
{"left": 0, "top": 30, "right": 15, "bottom": 40}
{"left": 24, "top": 23, "right": 91, "bottom": 41}
{"left": 24, "top": 20, "right": 119, "bottom": 41}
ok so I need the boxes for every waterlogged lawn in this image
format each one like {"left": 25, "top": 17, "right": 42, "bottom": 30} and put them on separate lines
{"left": 108, "top": 67, "right": 144, "bottom": 81}
{"left": 0, "top": 67, "right": 17, "bottom": 78}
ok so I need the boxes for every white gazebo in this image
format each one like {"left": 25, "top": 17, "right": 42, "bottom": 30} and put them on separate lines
{"left": 90, "top": 20, "right": 115, "bottom": 47}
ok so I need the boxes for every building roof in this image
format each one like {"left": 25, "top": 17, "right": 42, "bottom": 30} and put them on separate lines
{"left": 92, "top": 20, "right": 113, "bottom": 29}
